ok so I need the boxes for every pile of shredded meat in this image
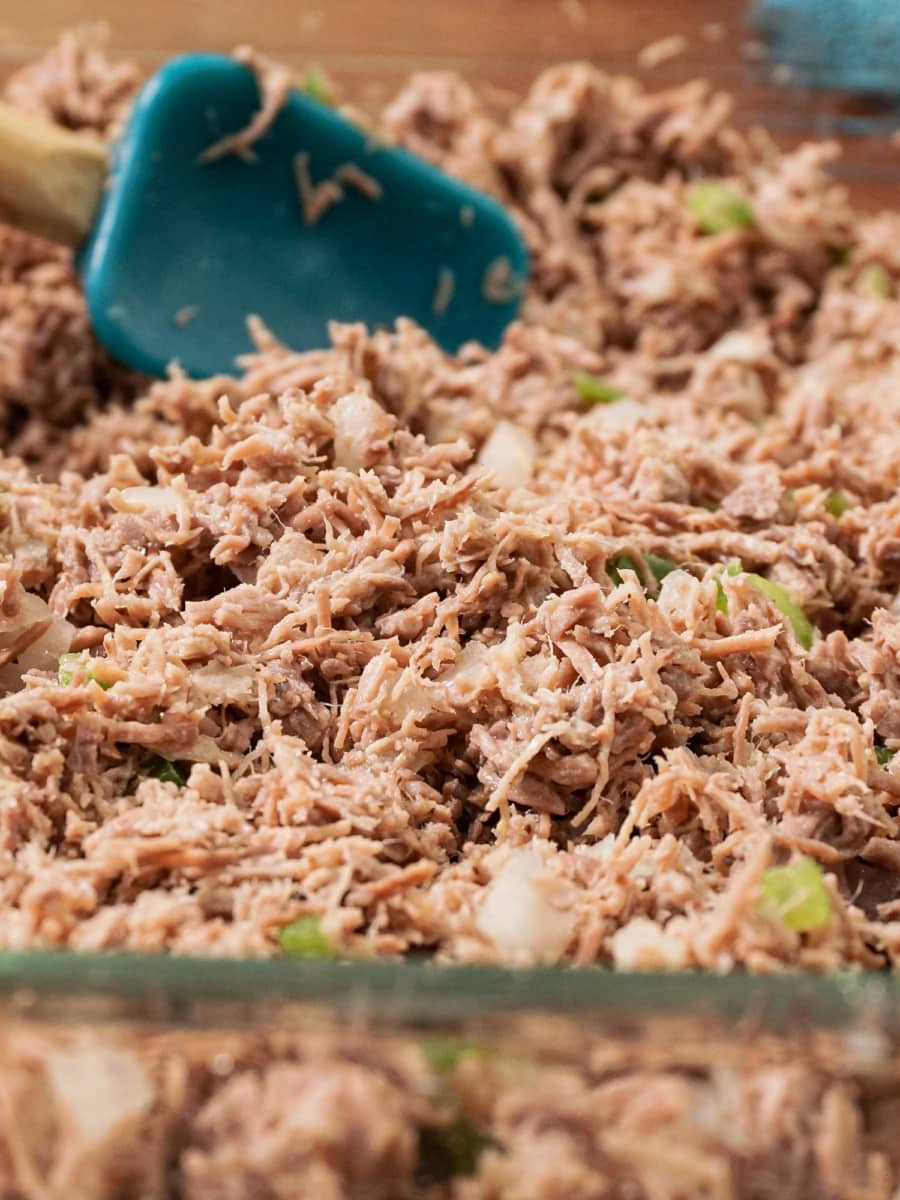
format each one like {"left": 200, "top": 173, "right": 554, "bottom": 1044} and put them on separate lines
{"left": 0, "top": 29, "right": 899, "bottom": 977}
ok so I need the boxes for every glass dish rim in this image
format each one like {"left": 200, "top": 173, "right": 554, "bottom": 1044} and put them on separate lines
{"left": 0, "top": 950, "right": 896, "bottom": 1030}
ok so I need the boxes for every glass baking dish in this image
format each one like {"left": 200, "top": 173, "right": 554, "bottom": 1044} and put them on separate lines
{"left": 0, "top": 954, "right": 897, "bottom": 1197}
{"left": 2, "top": 2, "right": 900, "bottom": 1195}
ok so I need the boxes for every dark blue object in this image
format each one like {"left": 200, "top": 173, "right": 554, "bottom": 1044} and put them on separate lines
{"left": 754, "top": 0, "right": 900, "bottom": 96}
{"left": 80, "top": 54, "right": 528, "bottom": 378}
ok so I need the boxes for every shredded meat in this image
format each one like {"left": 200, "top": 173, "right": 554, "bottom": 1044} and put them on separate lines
{"left": 1, "top": 27, "right": 900, "bottom": 1199}
{"left": 0, "top": 30, "right": 898, "bottom": 971}
{"left": 197, "top": 46, "right": 293, "bottom": 164}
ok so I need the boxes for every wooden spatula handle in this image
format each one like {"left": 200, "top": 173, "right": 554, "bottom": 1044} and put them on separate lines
{"left": 0, "top": 100, "right": 108, "bottom": 247}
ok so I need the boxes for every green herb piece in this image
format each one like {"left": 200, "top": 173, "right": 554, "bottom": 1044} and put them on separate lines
{"left": 417, "top": 1118, "right": 495, "bottom": 1181}
{"left": 760, "top": 858, "right": 831, "bottom": 933}
{"left": 825, "top": 489, "right": 849, "bottom": 517}
{"left": 145, "top": 755, "right": 186, "bottom": 787}
{"left": 278, "top": 914, "right": 334, "bottom": 959}
{"left": 686, "top": 181, "right": 754, "bottom": 235}
{"left": 609, "top": 552, "right": 679, "bottom": 595}
{"left": 861, "top": 263, "right": 891, "bottom": 299}
{"left": 644, "top": 553, "right": 679, "bottom": 583}
{"left": 744, "top": 573, "right": 814, "bottom": 649}
{"left": 301, "top": 69, "right": 332, "bottom": 105}
{"left": 713, "top": 559, "right": 743, "bottom": 612}
{"left": 875, "top": 745, "right": 897, "bottom": 766}
{"left": 714, "top": 576, "right": 729, "bottom": 614}
{"left": 57, "top": 653, "right": 82, "bottom": 687}
{"left": 829, "top": 245, "right": 851, "bottom": 267}
{"left": 608, "top": 553, "right": 638, "bottom": 587}
{"left": 572, "top": 370, "right": 625, "bottom": 406}
{"left": 57, "top": 652, "right": 112, "bottom": 690}
{"left": 423, "top": 1038, "right": 487, "bottom": 1074}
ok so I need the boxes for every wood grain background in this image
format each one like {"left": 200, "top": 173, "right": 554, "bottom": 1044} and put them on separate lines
{"left": 3, "top": 0, "right": 899, "bottom": 208}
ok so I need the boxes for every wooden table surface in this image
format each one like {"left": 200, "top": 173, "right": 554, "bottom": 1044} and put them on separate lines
{"left": 3, "top": 0, "right": 899, "bottom": 209}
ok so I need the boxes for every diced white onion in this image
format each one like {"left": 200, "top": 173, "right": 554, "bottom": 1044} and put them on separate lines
{"left": 0, "top": 591, "right": 74, "bottom": 691}
{"left": 179, "top": 734, "right": 240, "bottom": 765}
{"left": 330, "top": 390, "right": 393, "bottom": 471}
{"left": 477, "top": 421, "right": 537, "bottom": 489}
{"left": 113, "top": 485, "right": 183, "bottom": 519}
{"left": 441, "top": 641, "right": 493, "bottom": 703}
{"left": 586, "top": 398, "right": 646, "bottom": 431}
{"left": 190, "top": 664, "right": 255, "bottom": 705}
{"left": 630, "top": 263, "right": 676, "bottom": 303}
{"left": 46, "top": 1045, "right": 153, "bottom": 1145}
{"left": 387, "top": 679, "right": 435, "bottom": 722}
{"left": 708, "top": 330, "right": 771, "bottom": 364}
{"left": 610, "top": 916, "right": 687, "bottom": 971}
{"left": 476, "top": 848, "right": 574, "bottom": 965}
{"left": 657, "top": 569, "right": 702, "bottom": 630}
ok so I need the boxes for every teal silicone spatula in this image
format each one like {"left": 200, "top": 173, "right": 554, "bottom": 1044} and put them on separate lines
{"left": 0, "top": 54, "right": 528, "bottom": 379}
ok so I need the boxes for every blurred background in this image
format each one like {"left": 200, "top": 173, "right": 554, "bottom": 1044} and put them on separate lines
{"left": 3, "top": 0, "right": 899, "bottom": 208}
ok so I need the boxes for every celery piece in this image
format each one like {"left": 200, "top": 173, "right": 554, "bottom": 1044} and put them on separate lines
{"left": 572, "top": 370, "right": 625, "bottom": 406}
{"left": 686, "top": 181, "right": 753, "bottom": 235}
{"left": 301, "top": 69, "right": 332, "bottom": 105}
{"left": 278, "top": 914, "right": 334, "bottom": 959}
{"left": 644, "top": 553, "right": 679, "bottom": 583}
{"left": 760, "top": 858, "right": 830, "bottom": 933}
{"left": 714, "top": 577, "right": 729, "bottom": 614}
{"left": 609, "top": 552, "right": 678, "bottom": 596}
{"left": 861, "top": 263, "right": 891, "bottom": 299}
{"left": 57, "top": 652, "right": 112, "bottom": 690}
{"left": 423, "top": 1038, "right": 487, "bottom": 1074}
{"left": 824, "top": 489, "right": 849, "bottom": 517}
{"left": 745, "top": 573, "right": 814, "bottom": 650}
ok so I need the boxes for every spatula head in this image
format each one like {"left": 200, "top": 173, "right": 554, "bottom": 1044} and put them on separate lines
{"left": 80, "top": 54, "right": 529, "bottom": 379}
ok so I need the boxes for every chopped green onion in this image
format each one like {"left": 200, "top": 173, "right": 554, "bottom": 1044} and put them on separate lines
{"left": 572, "top": 370, "right": 625, "bottom": 406}
{"left": 744, "top": 573, "right": 814, "bottom": 650}
{"left": 875, "top": 745, "right": 897, "bottom": 766}
{"left": 825, "top": 489, "right": 849, "bottom": 517}
{"left": 145, "top": 755, "right": 186, "bottom": 787}
{"left": 57, "top": 652, "right": 112, "bottom": 690}
{"left": 686, "top": 181, "right": 753, "bottom": 235}
{"left": 423, "top": 1038, "right": 487, "bottom": 1074}
{"left": 714, "top": 560, "right": 744, "bottom": 613}
{"left": 645, "top": 553, "right": 679, "bottom": 582}
{"left": 714, "top": 577, "right": 729, "bottom": 614}
{"left": 278, "top": 914, "right": 334, "bottom": 959}
{"left": 608, "top": 553, "right": 639, "bottom": 586}
{"left": 760, "top": 858, "right": 831, "bottom": 933}
{"left": 861, "top": 263, "right": 891, "bottom": 299}
{"left": 301, "top": 69, "right": 332, "bottom": 105}
{"left": 57, "top": 653, "right": 81, "bottom": 687}
{"left": 717, "top": 560, "right": 814, "bottom": 647}
{"left": 609, "top": 552, "right": 679, "bottom": 596}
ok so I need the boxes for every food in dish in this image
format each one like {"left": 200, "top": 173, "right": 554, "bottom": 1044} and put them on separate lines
{"left": 0, "top": 29, "right": 898, "bottom": 975}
